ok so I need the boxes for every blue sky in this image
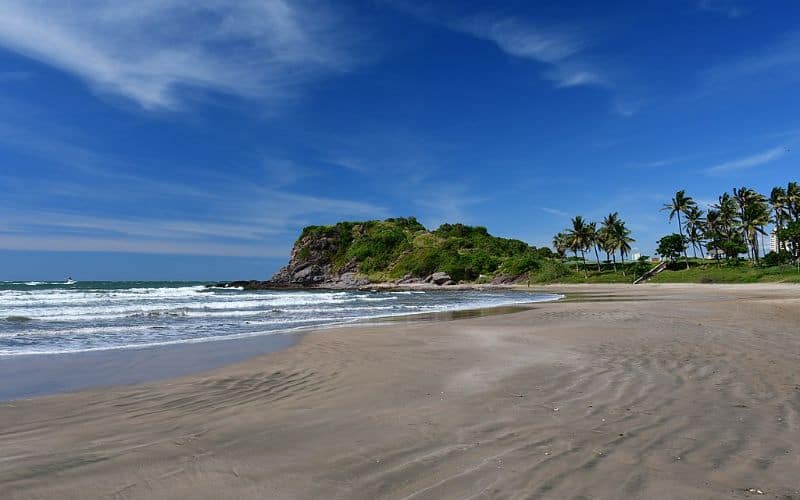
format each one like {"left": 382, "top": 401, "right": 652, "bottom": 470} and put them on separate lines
{"left": 1, "top": 0, "right": 799, "bottom": 280}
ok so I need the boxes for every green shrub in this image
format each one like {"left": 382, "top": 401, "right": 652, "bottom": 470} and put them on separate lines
{"left": 499, "top": 251, "right": 542, "bottom": 276}
{"left": 392, "top": 247, "right": 441, "bottom": 278}
{"left": 763, "top": 251, "right": 792, "bottom": 267}
{"left": 534, "top": 260, "right": 572, "bottom": 282}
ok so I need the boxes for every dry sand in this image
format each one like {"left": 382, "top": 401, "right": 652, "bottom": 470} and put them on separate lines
{"left": 1, "top": 284, "right": 799, "bottom": 499}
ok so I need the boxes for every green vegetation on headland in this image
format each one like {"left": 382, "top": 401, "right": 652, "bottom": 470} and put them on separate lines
{"left": 289, "top": 217, "right": 570, "bottom": 284}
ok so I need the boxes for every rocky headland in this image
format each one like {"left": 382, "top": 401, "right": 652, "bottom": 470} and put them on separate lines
{"left": 212, "top": 217, "right": 562, "bottom": 290}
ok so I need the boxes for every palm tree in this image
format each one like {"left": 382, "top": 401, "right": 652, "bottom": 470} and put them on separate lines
{"left": 588, "top": 222, "right": 602, "bottom": 271}
{"left": 770, "top": 186, "right": 789, "bottom": 252}
{"left": 787, "top": 181, "right": 800, "bottom": 222}
{"left": 662, "top": 190, "right": 695, "bottom": 269}
{"left": 612, "top": 219, "right": 634, "bottom": 275}
{"left": 552, "top": 232, "right": 569, "bottom": 259}
{"left": 704, "top": 209, "right": 722, "bottom": 264}
{"left": 741, "top": 191, "right": 771, "bottom": 264}
{"left": 733, "top": 187, "right": 755, "bottom": 259}
{"left": 684, "top": 205, "right": 706, "bottom": 259}
{"left": 713, "top": 193, "right": 740, "bottom": 236}
{"left": 600, "top": 212, "right": 621, "bottom": 269}
{"left": 734, "top": 187, "right": 770, "bottom": 262}
{"left": 566, "top": 216, "right": 591, "bottom": 274}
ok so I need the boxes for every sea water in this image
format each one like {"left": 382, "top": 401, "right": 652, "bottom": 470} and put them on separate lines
{"left": 0, "top": 281, "right": 561, "bottom": 356}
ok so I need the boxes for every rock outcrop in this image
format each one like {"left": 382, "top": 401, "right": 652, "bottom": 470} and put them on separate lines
{"left": 253, "top": 231, "right": 365, "bottom": 288}
{"left": 424, "top": 272, "right": 455, "bottom": 286}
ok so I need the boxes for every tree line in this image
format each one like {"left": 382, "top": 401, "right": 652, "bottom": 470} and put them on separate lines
{"left": 552, "top": 213, "right": 635, "bottom": 274}
{"left": 660, "top": 182, "right": 800, "bottom": 267}
{"left": 552, "top": 181, "right": 800, "bottom": 273}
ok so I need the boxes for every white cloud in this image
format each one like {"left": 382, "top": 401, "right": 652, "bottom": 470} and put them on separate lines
{"left": 381, "top": 2, "right": 607, "bottom": 91}
{"left": 540, "top": 207, "right": 568, "bottom": 217}
{"left": 454, "top": 15, "right": 583, "bottom": 64}
{"left": 697, "top": 0, "right": 746, "bottom": 18}
{"left": 0, "top": 0, "right": 362, "bottom": 110}
{"left": 630, "top": 158, "right": 679, "bottom": 169}
{"left": 704, "top": 146, "right": 786, "bottom": 174}
{"left": 452, "top": 14, "right": 605, "bottom": 90}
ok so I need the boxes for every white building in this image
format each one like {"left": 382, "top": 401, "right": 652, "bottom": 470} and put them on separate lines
{"left": 770, "top": 229, "right": 784, "bottom": 253}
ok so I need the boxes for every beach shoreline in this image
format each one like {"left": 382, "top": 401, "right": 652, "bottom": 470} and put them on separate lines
{"left": 0, "top": 291, "right": 559, "bottom": 402}
{"left": 1, "top": 284, "right": 799, "bottom": 499}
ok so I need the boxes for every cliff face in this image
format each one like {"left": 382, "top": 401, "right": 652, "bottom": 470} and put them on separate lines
{"left": 268, "top": 229, "right": 369, "bottom": 288}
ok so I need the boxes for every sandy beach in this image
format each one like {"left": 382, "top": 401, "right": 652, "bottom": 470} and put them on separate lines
{"left": 1, "top": 284, "right": 799, "bottom": 499}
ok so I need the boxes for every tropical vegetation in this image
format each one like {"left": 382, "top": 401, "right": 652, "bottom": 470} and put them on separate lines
{"left": 551, "top": 180, "right": 800, "bottom": 283}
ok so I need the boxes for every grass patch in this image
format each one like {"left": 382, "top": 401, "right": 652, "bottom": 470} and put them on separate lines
{"left": 650, "top": 262, "right": 800, "bottom": 284}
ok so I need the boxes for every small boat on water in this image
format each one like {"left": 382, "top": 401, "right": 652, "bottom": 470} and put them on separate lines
{"left": 64, "top": 277, "right": 77, "bottom": 285}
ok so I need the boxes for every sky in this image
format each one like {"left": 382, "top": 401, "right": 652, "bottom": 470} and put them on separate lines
{"left": 1, "top": 0, "right": 799, "bottom": 280}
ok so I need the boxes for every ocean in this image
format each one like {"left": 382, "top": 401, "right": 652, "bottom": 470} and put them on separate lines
{"left": 0, "top": 281, "right": 561, "bottom": 356}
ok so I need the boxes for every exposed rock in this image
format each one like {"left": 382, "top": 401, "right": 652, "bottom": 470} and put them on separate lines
{"left": 330, "top": 272, "right": 370, "bottom": 288}
{"left": 491, "top": 273, "right": 528, "bottom": 285}
{"left": 425, "top": 272, "right": 453, "bottom": 286}
{"left": 230, "top": 229, "right": 369, "bottom": 289}
{"left": 397, "top": 273, "right": 422, "bottom": 285}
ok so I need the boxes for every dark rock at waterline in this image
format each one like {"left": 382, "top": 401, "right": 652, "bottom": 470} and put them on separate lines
{"left": 424, "top": 272, "right": 455, "bottom": 286}
{"left": 5, "top": 315, "right": 33, "bottom": 322}
{"left": 396, "top": 273, "right": 422, "bottom": 285}
{"left": 491, "top": 274, "right": 528, "bottom": 285}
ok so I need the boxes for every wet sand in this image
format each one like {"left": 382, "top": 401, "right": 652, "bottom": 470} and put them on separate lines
{"left": 1, "top": 284, "right": 799, "bottom": 499}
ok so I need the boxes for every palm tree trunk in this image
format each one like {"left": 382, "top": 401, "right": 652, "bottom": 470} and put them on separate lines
{"left": 593, "top": 245, "right": 601, "bottom": 271}
{"left": 743, "top": 228, "right": 753, "bottom": 261}
{"left": 580, "top": 250, "right": 587, "bottom": 278}
{"left": 752, "top": 235, "right": 760, "bottom": 264}
{"left": 620, "top": 252, "right": 625, "bottom": 276}
{"left": 677, "top": 212, "right": 690, "bottom": 269}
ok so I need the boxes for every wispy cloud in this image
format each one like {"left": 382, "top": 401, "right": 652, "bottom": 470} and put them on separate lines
{"left": 452, "top": 14, "right": 605, "bottom": 90}
{"left": 262, "top": 157, "right": 318, "bottom": 187}
{"left": 454, "top": 15, "right": 583, "bottom": 64}
{"left": 630, "top": 158, "right": 680, "bottom": 169}
{"left": 704, "top": 146, "right": 786, "bottom": 174}
{"left": 627, "top": 152, "right": 704, "bottom": 169}
{"left": 0, "top": 0, "right": 364, "bottom": 110}
{"left": 0, "top": 234, "right": 285, "bottom": 258}
{"left": 382, "top": 2, "right": 607, "bottom": 91}
{"left": 540, "top": 207, "right": 568, "bottom": 217}
{"left": 701, "top": 31, "right": 800, "bottom": 89}
{"left": 0, "top": 114, "right": 388, "bottom": 257}
{"left": 697, "top": 0, "right": 746, "bottom": 18}
{"left": 0, "top": 185, "right": 387, "bottom": 257}
{"left": 543, "top": 62, "right": 606, "bottom": 89}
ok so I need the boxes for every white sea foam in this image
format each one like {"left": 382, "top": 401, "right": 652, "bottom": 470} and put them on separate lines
{"left": 0, "top": 284, "right": 561, "bottom": 355}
